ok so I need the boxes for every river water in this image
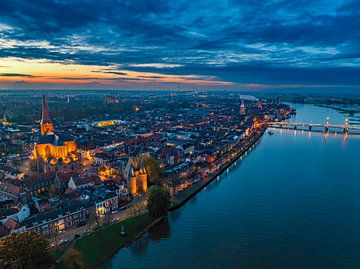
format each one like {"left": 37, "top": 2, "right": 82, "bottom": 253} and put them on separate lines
{"left": 102, "top": 104, "right": 360, "bottom": 269}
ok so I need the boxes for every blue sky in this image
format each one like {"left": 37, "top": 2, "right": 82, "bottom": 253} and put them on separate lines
{"left": 0, "top": 0, "right": 359, "bottom": 92}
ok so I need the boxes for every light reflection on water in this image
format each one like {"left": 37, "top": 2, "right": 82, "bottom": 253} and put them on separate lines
{"left": 101, "top": 104, "right": 360, "bottom": 269}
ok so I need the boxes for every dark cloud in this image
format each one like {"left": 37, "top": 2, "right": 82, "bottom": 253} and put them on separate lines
{"left": 103, "top": 71, "right": 128, "bottom": 76}
{"left": 0, "top": 73, "right": 35, "bottom": 77}
{"left": 0, "top": 0, "right": 360, "bottom": 90}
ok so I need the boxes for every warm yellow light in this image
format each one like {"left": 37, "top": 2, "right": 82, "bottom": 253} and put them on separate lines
{"left": 97, "top": 120, "right": 116, "bottom": 127}
{"left": 86, "top": 150, "right": 93, "bottom": 160}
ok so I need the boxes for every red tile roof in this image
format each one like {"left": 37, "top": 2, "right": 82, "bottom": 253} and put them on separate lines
{"left": 4, "top": 218, "right": 21, "bottom": 230}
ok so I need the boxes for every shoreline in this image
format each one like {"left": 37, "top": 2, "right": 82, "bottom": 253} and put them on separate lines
{"left": 169, "top": 129, "right": 265, "bottom": 211}
{"left": 70, "top": 213, "right": 162, "bottom": 268}
{"left": 97, "top": 216, "right": 164, "bottom": 267}
{"left": 70, "top": 129, "right": 266, "bottom": 268}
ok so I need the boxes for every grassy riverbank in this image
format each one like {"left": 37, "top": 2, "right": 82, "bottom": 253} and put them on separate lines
{"left": 60, "top": 131, "right": 264, "bottom": 267}
{"left": 50, "top": 241, "right": 72, "bottom": 261}
{"left": 72, "top": 213, "right": 157, "bottom": 268}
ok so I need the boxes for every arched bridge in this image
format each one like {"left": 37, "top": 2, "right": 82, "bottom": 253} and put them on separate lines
{"left": 267, "top": 118, "right": 360, "bottom": 135}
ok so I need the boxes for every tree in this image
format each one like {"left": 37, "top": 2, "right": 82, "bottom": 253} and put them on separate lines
{"left": 143, "top": 156, "right": 162, "bottom": 184}
{"left": 129, "top": 202, "right": 146, "bottom": 218}
{"left": 63, "top": 249, "right": 84, "bottom": 269}
{"left": 89, "top": 210, "right": 101, "bottom": 229}
{"left": 49, "top": 183, "right": 59, "bottom": 196}
{"left": 0, "top": 231, "right": 54, "bottom": 269}
{"left": 147, "top": 186, "right": 170, "bottom": 218}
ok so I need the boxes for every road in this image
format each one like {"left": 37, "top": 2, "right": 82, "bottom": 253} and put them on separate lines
{"left": 49, "top": 195, "right": 146, "bottom": 247}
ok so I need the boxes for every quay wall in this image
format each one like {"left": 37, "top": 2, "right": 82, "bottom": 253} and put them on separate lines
{"left": 169, "top": 129, "right": 265, "bottom": 211}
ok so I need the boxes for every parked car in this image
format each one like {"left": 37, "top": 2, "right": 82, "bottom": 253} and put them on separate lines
{"left": 59, "top": 239, "right": 68, "bottom": 245}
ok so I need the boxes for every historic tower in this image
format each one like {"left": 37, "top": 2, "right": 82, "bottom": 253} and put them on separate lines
{"left": 40, "top": 95, "right": 55, "bottom": 135}
{"left": 240, "top": 99, "right": 246, "bottom": 115}
{"left": 31, "top": 95, "right": 78, "bottom": 173}
{"left": 124, "top": 157, "right": 148, "bottom": 195}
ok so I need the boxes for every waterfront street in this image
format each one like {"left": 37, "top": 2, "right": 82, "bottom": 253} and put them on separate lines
{"left": 1, "top": 2, "right": 360, "bottom": 268}
{"left": 49, "top": 128, "right": 264, "bottom": 261}
{"left": 102, "top": 104, "right": 360, "bottom": 269}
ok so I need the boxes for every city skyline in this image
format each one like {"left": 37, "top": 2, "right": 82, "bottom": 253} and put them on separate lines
{"left": 1, "top": 0, "right": 360, "bottom": 92}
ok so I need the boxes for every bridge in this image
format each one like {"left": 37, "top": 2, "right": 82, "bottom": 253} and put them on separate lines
{"left": 267, "top": 118, "right": 360, "bottom": 135}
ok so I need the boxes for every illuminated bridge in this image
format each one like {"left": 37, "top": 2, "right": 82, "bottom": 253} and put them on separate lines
{"left": 267, "top": 118, "right": 360, "bottom": 135}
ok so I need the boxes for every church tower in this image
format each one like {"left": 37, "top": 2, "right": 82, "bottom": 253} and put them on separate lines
{"left": 40, "top": 94, "right": 55, "bottom": 135}
{"left": 240, "top": 99, "right": 246, "bottom": 115}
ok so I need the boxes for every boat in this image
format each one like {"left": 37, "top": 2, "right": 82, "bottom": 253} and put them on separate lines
{"left": 290, "top": 107, "right": 297, "bottom": 115}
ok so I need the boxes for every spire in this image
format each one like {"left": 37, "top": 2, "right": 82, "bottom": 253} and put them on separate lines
{"left": 2, "top": 112, "right": 10, "bottom": 126}
{"left": 41, "top": 94, "right": 52, "bottom": 124}
{"left": 240, "top": 99, "right": 246, "bottom": 115}
{"left": 240, "top": 99, "right": 245, "bottom": 108}
{"left": 40, "top": 94, "right": 55, "bottom": 135}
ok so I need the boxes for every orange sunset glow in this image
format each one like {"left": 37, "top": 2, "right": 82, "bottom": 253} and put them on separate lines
{"left": 0, "top": 57, "right": 232, "bottom": 89}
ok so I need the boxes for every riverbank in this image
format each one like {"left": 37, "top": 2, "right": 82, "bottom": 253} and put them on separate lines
{"left": 170, "top": 129, "right": 265, "bottom": 211}
{"left": 70, "top": 213, "right": 162, "bottom": 268}
{"left": 62, "top": 129, "right": 265, "bottom": 268}
{"left": 94, "top": 103, "right": 360, "bottom": 269}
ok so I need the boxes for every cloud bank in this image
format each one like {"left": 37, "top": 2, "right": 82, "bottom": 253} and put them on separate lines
{"left": 0, "top": 0, "right": 359, "bottom": 91}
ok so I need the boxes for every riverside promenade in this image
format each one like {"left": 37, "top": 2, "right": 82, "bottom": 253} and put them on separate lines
{"left": 170, "top": 128, "right": 266, "bottom": 210}
{"left": 59, "top": 128, "right": 266, "bottom": 268}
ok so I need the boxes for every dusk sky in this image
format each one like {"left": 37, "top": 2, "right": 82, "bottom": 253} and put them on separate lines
{"left": 0, "top": 0, "right": 360, "bottom": 91}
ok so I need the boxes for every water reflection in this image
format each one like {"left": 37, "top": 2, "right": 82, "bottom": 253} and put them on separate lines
{"left": 148, "top": 218, "right": 171, "bottom": 241}
{"left": 128, "top": 235, "right": 149, "bottom": 257}
{"left": 126, "top": 218, "right": 172, "bottom": 258}
{"left": 169, "top": 209, "right": 181, "bottom": 222}
{"left": 103, "top": 104, "right": 360, "bottom": 269}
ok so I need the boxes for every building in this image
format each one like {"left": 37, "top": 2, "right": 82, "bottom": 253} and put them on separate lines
{"left": 21, "top": 203, "right": 89, "bottom": 236}
{"left": 105, "top": 95, "right": 119, "bottom": 104}
{"left": 0, "top": 181, "right": 28, "bottom": 202}
{"left": 0, "top": 204, "right": 30, "bottom": 225}
{"left": 124, "top": 157, "right": 147, "bottom": 195}
{"left": 95, "top": 191, "right": 118, "bottom": 215}
{"left": 2, "top": 113, "right": 10, "bottom": 127}
{"left": 240, "top": 99, "right": 246, "bottom": 115}
{"left": 68, "top": 174, "right": 100, "bottom": 190}
{"left": 31, "top": 95, "right": 78, "bottom": 172}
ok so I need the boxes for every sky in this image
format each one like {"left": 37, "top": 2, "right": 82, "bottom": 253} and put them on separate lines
{"left": 0, "top": 0, "right": 360, "bottom": 92}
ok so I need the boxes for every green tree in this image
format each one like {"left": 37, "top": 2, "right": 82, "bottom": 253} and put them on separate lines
{"left": 0, "top": 231, "right": 54, "bottom": 269}
{"left": 147, "top": 186, "right": 170, "bottom": 218}
{"left": 49, "top": 183, "right": 58, "bottom": 196}
{"left": 129, "top": 202, "right": 146, "bottom": 218}
{"left": 144, "top": 156, "right": 162, "bottom": 184}
{"left": 63, "top": 249, "right": 84, "bottom": 269}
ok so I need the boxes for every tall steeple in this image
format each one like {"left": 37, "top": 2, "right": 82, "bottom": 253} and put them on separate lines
{"left": 40, "top": 94, "right": 55, "bottom": 135}
{"left": 240, "top": 99, "right": 246, "bottom": 115}
{"left": 2, "top": 112, "right": 10, "bottom": 126}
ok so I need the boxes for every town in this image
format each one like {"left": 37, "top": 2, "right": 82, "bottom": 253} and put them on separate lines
{"left": 0, "top": 91, "right": 291, "bottom": 262}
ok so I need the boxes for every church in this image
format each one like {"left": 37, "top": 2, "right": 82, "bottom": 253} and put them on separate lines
{"left": 31, "top": 95, "right": 78, "bottom": 173}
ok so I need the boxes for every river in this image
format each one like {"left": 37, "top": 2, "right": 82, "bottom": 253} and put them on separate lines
{"left": 101, "top": 104, "right": 360, "bottom": 269}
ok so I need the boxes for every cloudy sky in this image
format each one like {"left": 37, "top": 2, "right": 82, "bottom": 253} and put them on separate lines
{"left": 0, "top": 0, "right": 360, "bottom": 91}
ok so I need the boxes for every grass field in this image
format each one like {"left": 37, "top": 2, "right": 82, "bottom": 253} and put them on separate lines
{"left": 73, "top": 213, "right": 156, "bottom": 268}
